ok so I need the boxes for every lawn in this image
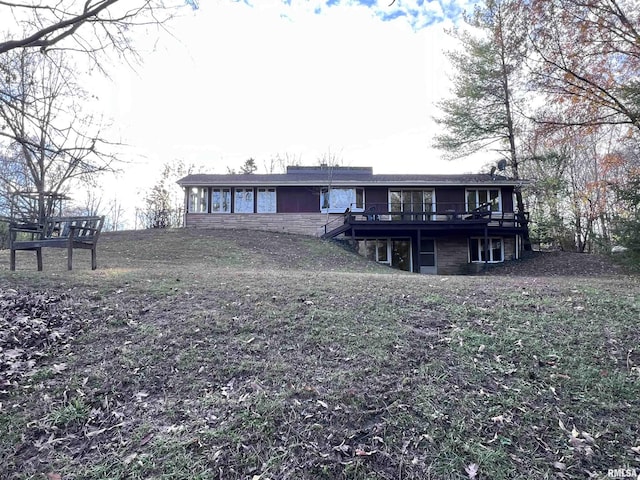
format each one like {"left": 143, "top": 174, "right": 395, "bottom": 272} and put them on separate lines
{"left": 1, "top": 228, "right": 639, "bottom": 479}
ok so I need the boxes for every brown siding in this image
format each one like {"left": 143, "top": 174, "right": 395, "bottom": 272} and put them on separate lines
{"left": 278, "top": 186, "right": 319, "bottom": 213}
{"left": 435, "top": 187, "right": 465, "bottom": 212}
{"left": 501, "top": 186, "right": 514, "bottom": 212}
{"left": 364, "top": 187, "right": 388, "bottom": 210}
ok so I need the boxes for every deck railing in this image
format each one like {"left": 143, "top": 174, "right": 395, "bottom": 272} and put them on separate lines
{"left": 323, "top": 202, "right": 529, "bottom": 235}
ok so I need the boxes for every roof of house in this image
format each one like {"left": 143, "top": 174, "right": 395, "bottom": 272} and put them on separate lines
{"left": 177, "top": 166, "right": 525, "bottom": 188}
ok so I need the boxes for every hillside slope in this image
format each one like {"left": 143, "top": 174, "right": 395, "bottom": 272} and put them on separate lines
{"left": 0, "top": 228, "right": 638, "bottom": 480}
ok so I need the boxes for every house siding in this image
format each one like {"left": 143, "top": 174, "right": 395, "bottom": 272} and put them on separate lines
{"left": 435, "top": 236, "right": 517, "bottom": 274}
{"left": 363, "top": 186, "right": 388, "bottom": 209}
{"left": 185, "top": 212, "right": 341, "bottom": 236}
{"left": 277, "top": 186, "right": 319, "bottom": 213}
{"left": 435, "top": 237, "right": 470, "bottom": 275}
{"left": 435, "top": 187, "right": 465, "bottom": 211}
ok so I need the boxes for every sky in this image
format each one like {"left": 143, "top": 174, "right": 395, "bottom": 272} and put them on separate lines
{"left": 98, "top": 0, "right": 490, "bottom": 197}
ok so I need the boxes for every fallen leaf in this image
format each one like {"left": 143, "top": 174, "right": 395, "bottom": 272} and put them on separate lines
{"left": 491, "top": 415, "right": 505, "bottom": 424}
{"left": 134, "top": 391, "right": 149, "bottom": 401}
{"left": 558, "top": 419, "right": 568, "bottom": 433}
{"left": 139, "top": 432, "right": 154, "bottom": 447}
{"left": 553, "top": 461, "right": 567, "bottom": 470}
{"left": 46, "top": 474, "right": 62, "bottom": 480}
{"left": 355, "top": 448, "right": 376, "bottom": 456}
{"left": 581, "top": 431, "right": 596, "bottom": 445}
{"left": 465, "top": 463, "right": 479, "bottom": 479}
{"left": 52, "top": 363, "right": 67, "bottom": 374}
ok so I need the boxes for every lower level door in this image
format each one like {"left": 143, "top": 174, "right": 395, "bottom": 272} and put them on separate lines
{"left": 391, "top": 239, "right": 412, "bottom": 272}
{"left": 419, "top": 238, "right": 437, "bottom": 274}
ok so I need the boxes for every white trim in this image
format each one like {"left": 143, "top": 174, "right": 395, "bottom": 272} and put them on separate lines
{"left": 468, "top": 237, "right": 504, "bottom": 263}
{"left": 465, "top": 188, "right": 502, "bottom": 213}
{"left": 387, "top": 189, "right": 436, "bottom": 219}
{"left": 210, "top": 188, "right": 231, "bottom": 214}
{"left": 257, "top": 187, "right": 277, "bottom": 213}
{"left": 188, "top": 187, "right": 208, "bottom": 213}
{"left": 355, "top": 237, "right": 413, "bottom": 272}
{"left": 320, "top": 187, "right": 365, "bottom": 213}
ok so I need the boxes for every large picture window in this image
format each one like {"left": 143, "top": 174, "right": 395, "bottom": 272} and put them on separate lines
{"left": 469, "top": 237, "right": 504, "bottom": 263}
{"left": 466, "top": 189, "right": 501, "bottom": 212}
{"left": 320, "top": 188, "right": 364, "bottom": 213}
{"left": 234, "top": 188, "right": 254, "bottom": 213}
{"left": 389, "top": 189, "right": 434, "bottom": 220}
{"left": 211, "top": 188, "right": 231, "bottom": 213}
{"left": 257, "top": 188, "right": 277, "bottom": 213}
{"left": 188, "top": 187, "right": 208, "bottom": 213}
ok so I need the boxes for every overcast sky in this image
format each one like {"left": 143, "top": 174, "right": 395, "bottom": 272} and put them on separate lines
{"left": 99, "top": 0, "right": 489, "bottom": 188}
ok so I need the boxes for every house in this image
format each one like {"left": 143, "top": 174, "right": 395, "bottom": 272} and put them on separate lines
{"left": 177, "top": 165, "right": 529, "bottom": 274}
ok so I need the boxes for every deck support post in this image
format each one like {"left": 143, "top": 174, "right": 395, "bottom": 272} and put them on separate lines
{"left": 483, "top": 226, "right": 489, "bottom": 271}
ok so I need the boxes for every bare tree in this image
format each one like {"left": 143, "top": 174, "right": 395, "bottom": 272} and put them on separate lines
{"left": 139, "top": 159, "right": 194, "bottom": 229}
{"left": 65, "top": 187, "right": 103, "bottom": 217}
{"left": 0, "top": 0, "right": 197, "bottom": 60}
{"left": 104, "top": 195, "right": 126, "bottom": 231}
{"left": 263, "top": 152, "right": 302, "bottom": 174}
{"left": 0, "top": 48, "right": 115, "bottom": 223}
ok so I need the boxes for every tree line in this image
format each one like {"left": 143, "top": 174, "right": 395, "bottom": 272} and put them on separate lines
{"left": 435, "top": 0, "right": 639, "bottom": 255}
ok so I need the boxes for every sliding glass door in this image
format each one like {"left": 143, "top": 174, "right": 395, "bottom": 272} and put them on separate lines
{"left": 389, "top": 190, "right": 434, "bottom": 221}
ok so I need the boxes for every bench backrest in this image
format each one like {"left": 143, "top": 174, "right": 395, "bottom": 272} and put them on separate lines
{"left": 42, "top": 216, "right": 105, "bottom": 240}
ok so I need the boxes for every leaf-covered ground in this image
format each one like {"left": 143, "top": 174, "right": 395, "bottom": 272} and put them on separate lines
{"left": 0, "top": 228, "right": 638, "bottom": 480}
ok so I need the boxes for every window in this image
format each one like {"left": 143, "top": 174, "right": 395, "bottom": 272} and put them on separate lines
{"left": 356, "top": 239, "right": 390, "bottom": 264}
{"left": 420, "top": 238, "right": 436, "bottom": 267}
{"left": 469, "top": 237, "right": 504, "bottom": 263}
{"left": 355, "top": 238, "right": 412, "bottom": 272}
{"left": 234, "top": 188, "right": 254, "bottom": 213}
{"left": 188, "top": 187, "right": 208, "bottom": 213}
{"left": 389, "top": 189, "right": 434, "bottom": 220}
{"left": 211, "top": 188, "right": 231, "bottom": 213}
{"left": 320, "top": 188, "right": 364, "bottom": 213}
{"left": 466, "top": 189, "right": 501, "bottom": 212}
{"left": 257, "top": 188, "right": 277, "bottom": 213}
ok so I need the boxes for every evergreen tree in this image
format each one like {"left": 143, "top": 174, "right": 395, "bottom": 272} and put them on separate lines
{"left": 434, "top": 0, "right": 531, "bottom": 247}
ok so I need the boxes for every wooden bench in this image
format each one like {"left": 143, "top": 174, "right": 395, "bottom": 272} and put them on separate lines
{"left": 9, "top": 216, "right": 105, "bottom": 271}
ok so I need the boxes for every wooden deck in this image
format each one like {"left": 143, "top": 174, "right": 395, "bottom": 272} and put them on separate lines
{"left": 322, "top": 208, "right": 529, "bottom": 239}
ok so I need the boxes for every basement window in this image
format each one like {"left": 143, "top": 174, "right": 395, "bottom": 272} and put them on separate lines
{"left": 469, "top": 237, "right": 504, "bottom": 263}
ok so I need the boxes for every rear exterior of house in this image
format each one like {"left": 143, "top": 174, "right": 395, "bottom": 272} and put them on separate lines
{"left": 177, "top": 166, "right": 529, "bottom": 275}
